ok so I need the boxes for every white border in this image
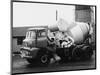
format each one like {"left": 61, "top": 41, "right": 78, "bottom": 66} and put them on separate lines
{"left": 0, "top": 0, "right": 99, "bottom": 75}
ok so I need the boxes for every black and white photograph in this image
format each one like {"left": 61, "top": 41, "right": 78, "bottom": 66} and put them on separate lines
{"left": 12, "top": 0, "right": 96, "bottom": 75}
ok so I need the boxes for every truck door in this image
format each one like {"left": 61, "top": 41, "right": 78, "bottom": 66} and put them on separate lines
{"left": 37, "top": 30, "right": 47, "bottom": 48}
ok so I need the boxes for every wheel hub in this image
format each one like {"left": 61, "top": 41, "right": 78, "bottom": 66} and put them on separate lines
{"left": 41, "top": 55, "right": 48, "bottom": 63}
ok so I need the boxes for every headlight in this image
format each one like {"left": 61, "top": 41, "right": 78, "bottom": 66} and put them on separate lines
{"left": 21, "top": 50, "right": 30, "bottom": 55}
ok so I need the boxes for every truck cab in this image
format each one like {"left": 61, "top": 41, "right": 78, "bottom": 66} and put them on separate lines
{"left": 23, "top": 27, "right": 48, "bottom": 48}
{"left": 20, "top": 27, "right": 51, "bottom": 65}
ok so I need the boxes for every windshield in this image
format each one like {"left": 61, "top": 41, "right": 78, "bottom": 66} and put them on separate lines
{"left": 38, "top": 30, "right": 46, "bottom": 37}
{"left": 26, "top": 31, "right": 36, "bottom": 39}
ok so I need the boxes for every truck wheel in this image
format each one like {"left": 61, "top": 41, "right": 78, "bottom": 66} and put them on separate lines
{"left": 72, "top": 47, "right": 82, "bottom": 60}
{"left": 41, "top": 55, "right": 49, "bottom": 64}
{"left": 37, "top": 50, "right": 51, "bottom": 66}
{"left": 81, "top": 46, "right": 93, "bottom": 60}
{"left": 72, "top": 46, "right": 93, "bottom": 61}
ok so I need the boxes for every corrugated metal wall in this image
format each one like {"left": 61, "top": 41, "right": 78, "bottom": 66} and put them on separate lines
{"left": 75, "top": 9, "right": 91, "bottom": 23}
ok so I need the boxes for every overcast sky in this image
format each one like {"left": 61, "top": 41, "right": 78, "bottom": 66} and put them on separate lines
{"left": 13, "top": 2, "right": 75, "bottom": 27}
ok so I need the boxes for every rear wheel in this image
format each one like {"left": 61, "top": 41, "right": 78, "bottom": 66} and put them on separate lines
{"left": 72, "top": 47, "right": 82, "bottom": 60}
{"left": 81, "top": 46, "right": 93, "bottom": 60}
{"left": 72, "top": 46, "right": 93, "bottom": 61}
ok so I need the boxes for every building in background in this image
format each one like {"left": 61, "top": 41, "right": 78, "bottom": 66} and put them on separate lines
{"left": 75, "top": 5, "right": 91, "bottom": 23}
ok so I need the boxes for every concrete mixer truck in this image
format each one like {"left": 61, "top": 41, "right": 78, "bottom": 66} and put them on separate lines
{"left": 20, "top": 22, "right": 94, "bottom": 65}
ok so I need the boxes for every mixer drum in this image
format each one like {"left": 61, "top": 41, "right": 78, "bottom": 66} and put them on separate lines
{"left": 67, "top": 22, "right": 89, "bottom": 44}
{"left": 48, "top": 25, "right": 59, "bottom": 32}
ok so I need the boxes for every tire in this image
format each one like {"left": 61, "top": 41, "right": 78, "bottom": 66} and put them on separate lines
{"left": 37, "top": 50, "right": 51, "bottom": 66}
{"left": 72, "top": 47, "right": 83, "bottom": 60}
{"left": 72, "top": 46, "right": 93, "bottom": 61}
{"left": 81, "top": 46, "right": 93, "bottom": 60}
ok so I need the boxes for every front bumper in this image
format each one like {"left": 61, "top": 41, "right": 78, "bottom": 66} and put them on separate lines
{"left": 20, "top": 47, "right": 39, "bottom": 58}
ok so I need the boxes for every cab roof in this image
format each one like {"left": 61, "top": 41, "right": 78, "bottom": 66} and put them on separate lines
{"left": 28, "top": 27, "right": 47, "bottom": 31}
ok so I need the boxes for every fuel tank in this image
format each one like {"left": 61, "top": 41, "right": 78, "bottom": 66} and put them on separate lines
{"left": 67, "top": 22, "right": 89, "bottom": 44}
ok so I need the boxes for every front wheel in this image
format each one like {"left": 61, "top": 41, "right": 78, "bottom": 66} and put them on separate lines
{"left": 37, "top": 50, "right": 51, "bottom": 66}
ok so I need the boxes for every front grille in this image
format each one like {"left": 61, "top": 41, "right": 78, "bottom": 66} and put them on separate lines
{"left": 21, "top": 50, "right": 30, "bottom": 56}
